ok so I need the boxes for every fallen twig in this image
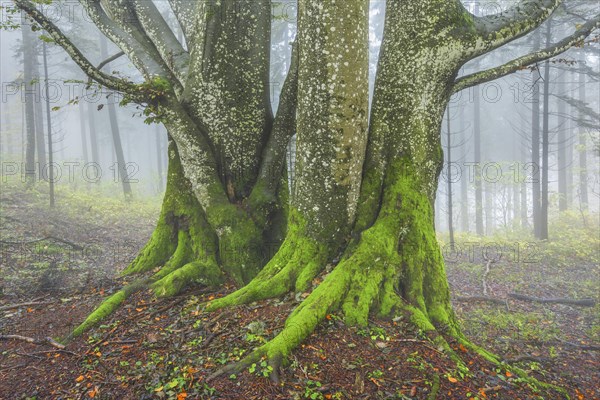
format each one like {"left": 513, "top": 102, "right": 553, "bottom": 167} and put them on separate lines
{"left": 555, "top": 337, "right": 600, "bottom": 351}
{"left": 455, "top": 295, "right": 507, "bottom": 305}
{"left": 503, "top": 355, "right": 550, "bottom": 364}
{"left": 0, "top": 334, "right": 65, "bottom": 349}
{"left": 508, "top": 293, "right": 596, "bottom": 307}
{"left": 0, "top": 236, "right": 83, "bottom": 250}
{"left": 0, "top": 300, "right": 54, "bottom": 312}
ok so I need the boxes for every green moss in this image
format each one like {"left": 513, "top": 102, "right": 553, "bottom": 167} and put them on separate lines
{"left": 153, "top": 260, "right": 223, "bottom": 297}
{"left": 69, "top": 278, "right": 149, "bottom": 340}
{"left": 206, "top": 208, "right": 328, "bottom": 311}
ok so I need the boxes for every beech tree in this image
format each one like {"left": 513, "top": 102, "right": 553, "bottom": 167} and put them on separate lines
{"left": 12, "top": 0, "right": 599, "bottom": 376}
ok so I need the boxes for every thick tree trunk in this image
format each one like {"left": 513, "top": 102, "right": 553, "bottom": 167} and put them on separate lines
{"left": 59, "top": 1, "right": 584, "bottom": 380}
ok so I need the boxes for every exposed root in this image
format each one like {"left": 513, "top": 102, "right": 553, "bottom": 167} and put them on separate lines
{"left": 69, "top": 277, "right": 151, "bottom": 340}
{"left": 205, "top": 230, "right": 328, "bottom": 312}
{"left": 152, "top": 260, "right": 223, "bottom": 297}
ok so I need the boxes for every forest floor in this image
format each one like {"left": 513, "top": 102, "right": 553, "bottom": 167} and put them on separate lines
{"left": 0, "top": 184, "right": 598, "bottom": 400}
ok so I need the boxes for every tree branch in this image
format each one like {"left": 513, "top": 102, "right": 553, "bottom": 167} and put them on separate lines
{"left": 453, "top": 15, "right": 600, "bottom": 93}
{"left": 14, "top": 0, "right": 144, "bottom": 100}
{"left": 130, "top": 0, "right": 189, "bottom": 85}
{"left": 467, "top": 0, "right": 562, "bottom": 57}
{"left": 97, "top": 51, "right": 125, "bottom": 71}
{"left": 168, "top": 0, "right": 197, "bottom": 46}
{"left": 81, "top": 0, "right": 167, "bottom": 75}
{"left": 253, "top": 42, "right": 299, "bottom": 196}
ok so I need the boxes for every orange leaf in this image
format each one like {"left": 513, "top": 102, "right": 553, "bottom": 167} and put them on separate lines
{"left": 177, "top": 393, "right": 188, "bottom": 400}
{"left": 447, "top": 376, "right": 458, "bottom": 383}
{"left": 88, "top": 387, "right": 98, "bottom": 398}
{"left": 505, "top": 371, "right": 512, "bottom": 377}
{"left": 27, "top": 308, "right": 34, "bottom": 313}
{"left": 76, "top": 375, "right": 85, "bottom": 383}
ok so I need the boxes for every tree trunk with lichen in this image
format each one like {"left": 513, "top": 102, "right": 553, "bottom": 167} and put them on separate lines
{"left": 20, "top": 0, "right": 594, "bottom": 385}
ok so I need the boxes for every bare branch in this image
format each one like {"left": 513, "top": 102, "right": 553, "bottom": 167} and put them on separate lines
{"left": 168, "top": 0, "right": 197, "bottom": 45}
{"left": 253, "top": 42, "right": 299, "bottom": 197}
{"left": 80, "top": 0, "right": 168, "bottom": 79}
{"left": 130, "top": 0, "right": 189, "bottom": 85}
{"left": 97, "top": 51, "right": 125, "bottom": 71}
{"left": 467, "top": 0, "right": 562, "bottom": 57}
{"left": 14, "top": 0, "right": 144, "bottom": 100}
{"left": 453, "top": 15, "right": 600, "bottom": 93}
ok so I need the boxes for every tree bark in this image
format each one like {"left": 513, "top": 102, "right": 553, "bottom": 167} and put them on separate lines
{"left": 531, "top": 30, "right": 542, "bottom": 238}
{"left": 42, "top": 42, "right": 55, "bottom": 207}
{"left": 21, "top": 13, "right": 36, "bottom": 185}
{"left": 99, "top": 35, "right": 132, "bottom": 198}
{"left": 540, "top": 21, "right": 552, "bottom": 239}
{"left": 32, "top": 51, "right": 46, "bottom": 178}
{"left": 578, "top": 69, "right": 588, "bottom": 209}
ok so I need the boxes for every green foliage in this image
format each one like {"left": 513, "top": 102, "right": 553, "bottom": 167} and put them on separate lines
{"left": 248, "top": 360, "right": 273, "bottom": 378}
{"left": 303, "top": 379, "right": 324, "bottom": 399}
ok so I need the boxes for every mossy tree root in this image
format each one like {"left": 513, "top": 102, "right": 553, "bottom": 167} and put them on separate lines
{"left": 206, "top": 160, "right": 492, "bottom": 383}
{"left": 205, "top": 225, "right": 328, "bottom": 312}
{"left": 68, "top": 277, "right": 151, "bottom": 340}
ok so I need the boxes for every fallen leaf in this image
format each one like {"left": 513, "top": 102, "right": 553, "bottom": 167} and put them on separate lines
{"left": 410, "top": 386, "right": 417, "bottom": 396}
{"left": 76, "top": 375, "right": 85, "bottom": 383}
{"left": 447, "top": 376, "right": 458, "bottom": 383}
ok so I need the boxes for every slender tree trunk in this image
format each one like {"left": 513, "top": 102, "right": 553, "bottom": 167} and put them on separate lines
{"left": 446, "top": 108, "right": 455, "bottom": 248}
{"left": 513, "top": 136, "right": 520, "bottom": 225}
{"left": 578, "top": 69, "right": 588, "bottom": 209}
{"left": 155, "top": 124, "right": 164, "bottom": 193}
{"left": 540, "top": 21, "right": 552, "bottom": 239}
{"left": 521, "top": 120, "right": 529, "bottom": 228}
{"left": 21, "top": 13, "right": 36, "bottom": 185}
{"left": 566, "top": 72, "right": 574, "bottom": 207}
{"left": 485, "top": 181, "right": 494, "bottom": 235}
{"left": 99, "top": 35, "right": 132, "bottom": 197}
{"left": 42, "top": 43, "right": 55, "bottom": 207}
{"left": 87, "top": 101, "right": 100, "bottom": 169}
{"left": 32, "top": 52, "right": 46, "bottom": 178}
{"left": 473, "top": 81, "right": 484, "bottom": 236}
{"left": 460, "top": 113, "right": 469, "bottom": 232}
{"left": 531, "top": 30, "right": 542, "bottom": 238}
{"left": 557, "top": 71, "right": 567, "bottom": 211}
{"left": 79, "top": 103, "right": 89, "bottom": 165}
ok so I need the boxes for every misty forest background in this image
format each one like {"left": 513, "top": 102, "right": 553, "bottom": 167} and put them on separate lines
{"left": 0, "top": 1, "right": 599, "bottom": 398}
{"left": 1, "top": 1, "right": 598, "bottom": 239}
